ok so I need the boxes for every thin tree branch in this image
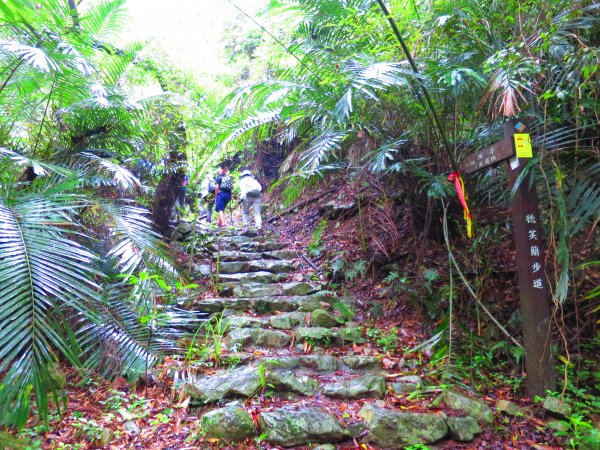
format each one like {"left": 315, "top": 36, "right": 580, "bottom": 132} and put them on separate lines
{"left": 222, "top": 0, "right": 316, "bottom": 76}
{"left": 442, "top": 199, "right": 523, "bottom": 349}
{"left": 375, "top": 0, "right": 459, "bottom": 174}
{"left": 32, "top": 73, "right": 57, "bottom": 156}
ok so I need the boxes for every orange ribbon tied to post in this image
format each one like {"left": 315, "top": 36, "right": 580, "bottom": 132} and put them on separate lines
{"left": 448, "top": 172, "right": 472, "bottom": 238}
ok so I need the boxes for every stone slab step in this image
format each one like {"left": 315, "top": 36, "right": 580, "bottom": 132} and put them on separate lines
{"left": 217, "top": 271, "right": 288, "bottom": 284}
{"left": 195, "top": 294, "right": 336, "bottom": 313}
{"left": 208, "top": 229, "right": 259, "bottom": 238}
{"left": 227, "top": 328, "right": 293, "bottom": 349}
{"left": 259, "top": 407, "right": 351, "bottom": 447}
{"left": 295, "top": 325, "right": 367, "bottom": 344}
{"left": 321, "top": 374, "right": 387, "bottom": 399}
{"left": 208, "top": 237, "right": 287, "bottom": 253}
{"left": 225, "top": 327, "right": 366, "bottom": 352}
{"left": 220, "top": 281, "right": 321, "bottom": 298}
{"left": 186, "top": 365, "right": 320, "bottom": 403}
{"left": 237, "top": 241, "right": 287, "bottom": 252}
{"left": 222, "top": 308, "right": 346, "bottom": 332}
{"left": 263, "top": 355, "right": 383, "bottom": 373}
{"left": 217, "top": 259, "right": 296, "bottom": 275}
{"left": 359, "top": 404, "right": 454, "bottom": 448}
{"left": 187, "top": 367, "right": 395, "bottom": 406}
{"left": 199, "top": 400, "right": 479, "bottom": 448}
{"left": 223, "top": 311, "right": 306, "bottom": 330}
{"left": 219, "top": 250, "right": 297, "bottom": 262}
{"left": 201, "top": 353, "right": 384, "bottom": 375}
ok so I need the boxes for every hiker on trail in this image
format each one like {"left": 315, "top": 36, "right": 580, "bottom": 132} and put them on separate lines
{"left": 239, "top": 168, "right": 263, "bottom": 232}
{"left": 176, "top": 174, "right": 189, "bottom": 209}
{"left": 214, "top": 166, "right": 233, "bottom": 228}
{"left": 199, "top": 173, "right": 216, "bottom": 223}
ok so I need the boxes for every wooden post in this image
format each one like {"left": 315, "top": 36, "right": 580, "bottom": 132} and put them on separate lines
{"left": 503, "top": 119, "right": 555, "bottom": 397}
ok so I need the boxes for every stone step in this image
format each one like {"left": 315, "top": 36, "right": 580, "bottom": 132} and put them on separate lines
{"left": 256, "top": 354, "right": 385, "bottom": 374}
{"left": 218, "top": 249, "right": 297, "bottom": 262}
{"left": 219, "top": 281, "right": 321, "bottom": 298}
{"left": 295, "top": 325, "right": 367, "bottom": 344}
{"left": 199, "top": 400, "right": 482, "bottom": 448}
{"left": 195, "top": 294, "right": 336, "bottom": 313}
{"left": 225, "top": 324, "right": 367, "bottom": 351}
{"left": 185, "top": 365, "right": 318, "bottom": 403}
{"left": 223, "top": 311, "right": 306, "bottom": 330}
{"left": 259, "top": 406, "right": 351, "bottom": 448}
{"left": 321, "top": 374, "right": 387, "bottom": 399}
{"left": 199, "top": 404, "right": 352, "bottom": 448}
{"left": 217, "top": 259, "right": 296, "bottom": 275}
{"left": 217, "top": 271, "right": 288, "bottom": 284}
{"left": 209, "top": 228, "right": 259, "bottom": 238}
{"left": 195, "top": 353, "right": 392, "bottom": 376}
{"left": 222, "top": 307, "right": 346, "bottom": 329}
{"left": 207, "top": 237, "right": 287, "bottom": 253}
{"left": 227, "top": 327, "right": 293, "bottom": 349}
{"left": 185, "top": 365, "right": 391, "bottom": 402}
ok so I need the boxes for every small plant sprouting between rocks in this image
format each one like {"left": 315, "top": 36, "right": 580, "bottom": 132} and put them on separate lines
{"left": 185, "top": 313, "right": 229, "bottom": 368}
{"left": 307, "top": 219, "right": 328, "bottom": 257}
{"left": 366, "top": 327, "right": 399, "bottom": 354}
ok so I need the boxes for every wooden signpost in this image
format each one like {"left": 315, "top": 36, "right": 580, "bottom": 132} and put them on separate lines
{"left": 462, "top": 137, "right": 514, "bottom": 174}
{"left": 462, "top": 119, "right": 555, "bottom": 397}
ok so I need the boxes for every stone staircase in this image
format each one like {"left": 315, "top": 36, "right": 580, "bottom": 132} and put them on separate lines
{"left": 184, "top": 230, "right": 492, "bottom": 448}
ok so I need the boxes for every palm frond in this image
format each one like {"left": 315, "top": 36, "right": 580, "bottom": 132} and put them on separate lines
{"left": 366, "top": 137, "right": 411, "bottom": 172}
{"left": 332, "top": 61, "right": 416, "bottom": 122}
{"left": 79, "top": 279, "right": 205, "bottom": 379}
{"left": 0, "top": 147, "right": 74, "bottom": 178}
{"left": 216, "top": 110, "right": 281, "bottom": 148}
{"left": 300, "top": 130, "right": 347, "bottom": 172}
{"left": 99, "top": 200, "right": 171, "bottom": 275}
{"left": 80, "top": 0, "right": 128, "bottom": 45}
{"left": 78, "top": 152, "right": 141, "bottom": 191}
{"left": 0, "top": 40, "right": 59, "bottom": 73}
{"left": 0, "top": 193, "right": 99, "bottom": 427}
{"left": 100, "top": 41, "right": 143, "bottom": 86}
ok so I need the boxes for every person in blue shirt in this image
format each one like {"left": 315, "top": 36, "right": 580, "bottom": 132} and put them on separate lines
{"left": 214, "top": 167, "right": 233, "bottom": 227}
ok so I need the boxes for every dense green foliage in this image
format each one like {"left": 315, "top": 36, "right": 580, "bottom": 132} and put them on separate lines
{"left": 0, "top": 0, "right": 207, "bottom": 427}
{"left": 210, "top": 0, "right": 599, "bottom": 312}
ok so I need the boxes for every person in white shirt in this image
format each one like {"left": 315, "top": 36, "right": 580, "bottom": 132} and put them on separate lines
{"left": 199, "top": 173, "right": 216, "bottom": 223}
{"left": 238, "top": 169, "right": 263, "bottom": 232}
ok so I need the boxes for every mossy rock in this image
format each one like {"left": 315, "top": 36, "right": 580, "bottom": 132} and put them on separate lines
{"left": 341, "top": 356, "right": 380, "bottom": 371}
{"left": 359, "top": 404, "right": 448, "bottom": 448}
{"left": 200, "top": 406, "right": 255, "bottom": 442}
{"left": 265, "top": 371, "right": 320, "bottom": 396}
{"left": 336, "top": 326, "right": 366, "bottom": 343}
{"left": 446, "top": 416, "right": 481, "bottom": 441}
{"left": 259, "top": 407, "right": 350, "bottom": 447}
{"left": 311, "top": 309, "right": 343, "bottom": 328}
{"left": 296, "top": 327, "right": 334, "bottom": 342}
{"left": 442, "top": 390, "right": 493, "bottom": 425}
{"left": 322, "top": 375, "right": 387, "bottom": 399}
{"left": 251, "top": 329, "right": 292, "bottom": 348}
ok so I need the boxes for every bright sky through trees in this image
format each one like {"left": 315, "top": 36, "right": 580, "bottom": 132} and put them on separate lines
{"left": 122, "top": 0, "right": 266, "bottom": 79}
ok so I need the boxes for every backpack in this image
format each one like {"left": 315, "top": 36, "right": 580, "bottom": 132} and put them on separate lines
{"left": 208, "top": 181, "right": 216, "bottom": 194}
{"left": 245, "top": 177, "right": 262, "bottom": 198}
{"left": 219, "top": 175, "right": 233, "bottom": 192}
